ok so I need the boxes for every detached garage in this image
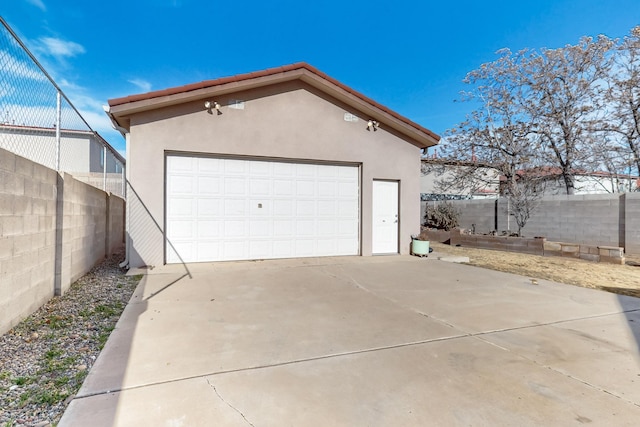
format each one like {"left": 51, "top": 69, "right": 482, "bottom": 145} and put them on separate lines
{"left": 106, "top": 63, "right": 440, "bottom": 267}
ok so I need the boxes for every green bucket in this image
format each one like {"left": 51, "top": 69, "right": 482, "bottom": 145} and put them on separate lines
{"left": 412, "top": 239, "right": 430, "bottom": 256}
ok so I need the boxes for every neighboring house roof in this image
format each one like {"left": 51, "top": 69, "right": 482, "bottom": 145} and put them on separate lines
{"left": 498, "top": 166, "right": 640, "bottom": 181}
{"left": 0, "top": 123, "right": 125, "bottom": 164}
{"left": 106, "top": 62, "right": 440, "bottom": 149}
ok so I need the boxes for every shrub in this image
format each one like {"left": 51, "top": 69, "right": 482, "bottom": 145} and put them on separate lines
{"left": 424, "top": 201, "right": 460, "bottom": 231}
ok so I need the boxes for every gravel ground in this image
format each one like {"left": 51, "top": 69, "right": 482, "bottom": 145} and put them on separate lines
{"left": 0, "top": 250, "right": 141, "bottom": 427}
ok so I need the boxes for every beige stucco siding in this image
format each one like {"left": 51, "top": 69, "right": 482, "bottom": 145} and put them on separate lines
{"left": 126, "top": 81, "right": 421, "bottom": 267}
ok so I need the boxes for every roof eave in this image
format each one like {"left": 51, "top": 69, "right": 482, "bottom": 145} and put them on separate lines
{"left": 108, "top": 65, "right": 440, "bottom": 149}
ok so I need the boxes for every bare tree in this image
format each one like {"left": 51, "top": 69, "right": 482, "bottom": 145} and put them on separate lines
{"left": 605, "top": 26, "right": 640, "bottom": 178}
{"left": 522, "top": 35, "right": 614, "bottom": 194}
{"left": 438, "top": 48, "right": 537, "bottom": 198}
{"left": 504, "top": 174, "right": 546, "bottom": 236}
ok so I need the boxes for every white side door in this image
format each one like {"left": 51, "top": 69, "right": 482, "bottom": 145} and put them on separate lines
{"left": 372, "top": 180, "right": 398, "bottom": 254}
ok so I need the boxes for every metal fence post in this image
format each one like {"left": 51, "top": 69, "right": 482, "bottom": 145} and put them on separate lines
{"left": 55, "top": 91, "right": 61, "bottom": 171}
{"left": 103, "top": 144, "right": 107, "bottom": 191}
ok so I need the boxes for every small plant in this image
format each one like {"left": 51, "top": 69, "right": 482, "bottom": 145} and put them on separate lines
{"left": 95, "top": 302, "right": 123, "bottom": 318}
{"left": 13, "top": 376, "right": 32, "bottom": 386}
{"left": 424, "top": 201, "right": 461, "bottom": 231}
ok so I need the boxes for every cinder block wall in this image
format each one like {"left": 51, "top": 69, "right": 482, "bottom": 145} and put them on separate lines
{"left": 1, "top": 149, "right": 126, "bottom": 335}
{"left": 499, "top": 195, "right": 622, "bottom": 247}
{"left": 1, "top": 149, "right": 58, "bottom": 334}
{"left": 56, "top": 173, "right": 108, "bottom": 295}
{"left": 626, "top": 193, "right": 640, "bottom": 254}
{"left": 422, "top": 193, "right": 639, "bottom": 255}
{"left": 422, "top": 199, "right": 496, "bottom": 232}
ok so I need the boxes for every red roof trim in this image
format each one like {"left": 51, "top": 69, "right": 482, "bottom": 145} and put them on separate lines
{"left": 108, "top": 62, "right": 439, "bottom": 142}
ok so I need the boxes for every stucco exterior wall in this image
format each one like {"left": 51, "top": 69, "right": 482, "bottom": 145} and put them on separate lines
{"left": 126, "top": 81, "right": 423, "bottom": 267}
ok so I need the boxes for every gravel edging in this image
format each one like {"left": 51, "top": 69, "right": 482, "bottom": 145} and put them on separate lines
{"left": 0, "top": 250, "right": 141, "bottom": 427}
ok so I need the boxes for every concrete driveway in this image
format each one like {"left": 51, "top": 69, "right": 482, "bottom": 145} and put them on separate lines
{"left": 59, "top": 255, "right": 640, "bottom": 426}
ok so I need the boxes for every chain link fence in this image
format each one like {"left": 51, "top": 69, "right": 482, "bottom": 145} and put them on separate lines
{"left": 0, "top": 17, "right": 125, "bottom": 198}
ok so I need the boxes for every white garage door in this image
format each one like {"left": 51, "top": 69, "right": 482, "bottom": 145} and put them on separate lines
{"left": 166, "top": 155, "right": 360, "bottom": 263}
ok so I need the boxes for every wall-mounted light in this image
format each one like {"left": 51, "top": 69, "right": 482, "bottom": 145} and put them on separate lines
{"left": 366, "top": 120, "right": 379, "bottom": 131}
{"left": 205, "top": 100, "right": 222, "bottom": 115}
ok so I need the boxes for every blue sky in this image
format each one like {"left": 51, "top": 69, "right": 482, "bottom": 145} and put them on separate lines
{"left": 4, "top": 0, "right": 640, "bottom": 154}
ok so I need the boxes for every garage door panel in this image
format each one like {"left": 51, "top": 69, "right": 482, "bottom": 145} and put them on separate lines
{"left": 249, "top": 178, "right": 271, "bottom": 196}
{"left": 169, "top": 175, "right": 195, "bottom": 195}
{"left": 338, "top": 200, "right": 357, "bottom": 216}
{"left": 249, "top": 240, "right": 271, "bottom": 258}
{"left": 316, "top": 239, "right": 337, "bottom": 255}
{"left": 224, "top": 220, "right": 246, "bottom": 238}
{"left": 249, "top": 220, "right": 270, "bottom": 237}
{"left": 249, "top": 161, "right": 271, "bottom": 175}
{"left": 249, "top": 200, "right": 271, "bottom": 216}
{"left": 224, "top": 199, "right": 246, "bottom": 216}
{"left": 168, "top": 242, "right": 194, "bottom": 263}
{"left": 272, "top": 240, "right": 293, "bottom": 256}
{"left": 273, "top": 180, "right": 293, "bottom": 196}
{"left": 167, "top": 156, "right": 359, "bottom": 262}
{"left": 273, "top": 220, "right": 294, "bottom": 237}
{"left": 296, "top": 200, "right": 316, "bottom": 216}
{"left": 338, "top": 181, "right": 358, "bottom": 197}
{"left": 197, "top": 157, "right": 221, "bottom": 173}
{"left": 224, "top": 177, "right": 246, "bottom": 195}
{"left": 273, "top": 200, "right": 294, "bottom": 216}
{"left": 197, "top": 199, "right": 221, "bottom": 216}
{"left": 168, "top": 197, "right": 195, "bottom": 216}
{"left": 168, "top": 220, "right": 194, "bottom": 238}
{"left": 223, "top": 159, "right": 247, "bottom": 174}
{"left": 273, "top": 162, "right": 295, "bottom": 176}
{"left": 318, "top": 200, "right": 336, "bottom": 216}
{"left": 296, "top": 219, "right": 315, "bottom": 236}
{"left": 296, "top": 180, "right": 315, "bottom": 196}
{"left": 317, "top": 220, "right": 336, "bottom": 235}
{"left": 339, "top": 166, "right": 357, "bottom": 178}
{"left": 197, "top": 176, "right": 221, "bottom": 194}
{"left": 318, "top": 165, "right": 338, "bottom": 178}
{"left": 318, "top": 181, "right": 336, "bottom": 197}
{"left": 337, "top": 238, "right": 359, "bottom": 255}
{"left": 198, "top": 220, "right": 220, "bottom": 238}
{"left": 196, "top": 242, "right": 220, "bottom": 261}
{"left": 338, "top": 219, "right": 358, "bottom": 235}
{"left": 168, "top": 156, "right": 195, "bottom": 171}
{"left": 295, "top": 239, "right": 315, "bottom": 256}
{"left": 222, "top": 241, "right": 246, "bottom": 260}
{"left": 296, "top": 163, "right": 316, "bottom": 177}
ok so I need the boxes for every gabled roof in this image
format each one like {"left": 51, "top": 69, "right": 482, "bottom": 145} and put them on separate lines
{"left": 106, "top": 62, "right": 440, "bottom": 148}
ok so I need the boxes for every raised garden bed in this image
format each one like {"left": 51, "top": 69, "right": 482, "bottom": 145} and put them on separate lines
{"left": 423, "top": 228, "right": 625, "bottom": 265}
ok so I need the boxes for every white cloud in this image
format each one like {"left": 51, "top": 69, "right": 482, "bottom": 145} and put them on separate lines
{"left": 36, "top": 37, "right": 85, "bottom": 59}
{"left": 128, "top": 78, "right": 152, "bottom": 93}
{"left": 25, "top": 0, "right": 46, "bottom": 11}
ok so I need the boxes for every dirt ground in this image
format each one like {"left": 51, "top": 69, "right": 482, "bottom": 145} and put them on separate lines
{"left": 430, "top": 242, "right": 640, "bottom": 298}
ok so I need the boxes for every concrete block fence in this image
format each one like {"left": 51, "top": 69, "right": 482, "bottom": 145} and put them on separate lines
{"left": 422, "top": 193, "right": 640, "bottom": 255}
{"left": 0, "top": 148, "right": 125, "bottom": 334}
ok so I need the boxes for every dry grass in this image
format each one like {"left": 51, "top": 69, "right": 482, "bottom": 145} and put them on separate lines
{"left": 431, "top": 242, "right": 640, "bottom": 298}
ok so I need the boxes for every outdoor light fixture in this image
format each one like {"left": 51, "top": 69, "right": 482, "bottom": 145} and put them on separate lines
{"left": 366, "top": 120, "right": 379, "bottom": 131}
{"left": 205, "top": 100, "right": 222, "bottom": 115}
